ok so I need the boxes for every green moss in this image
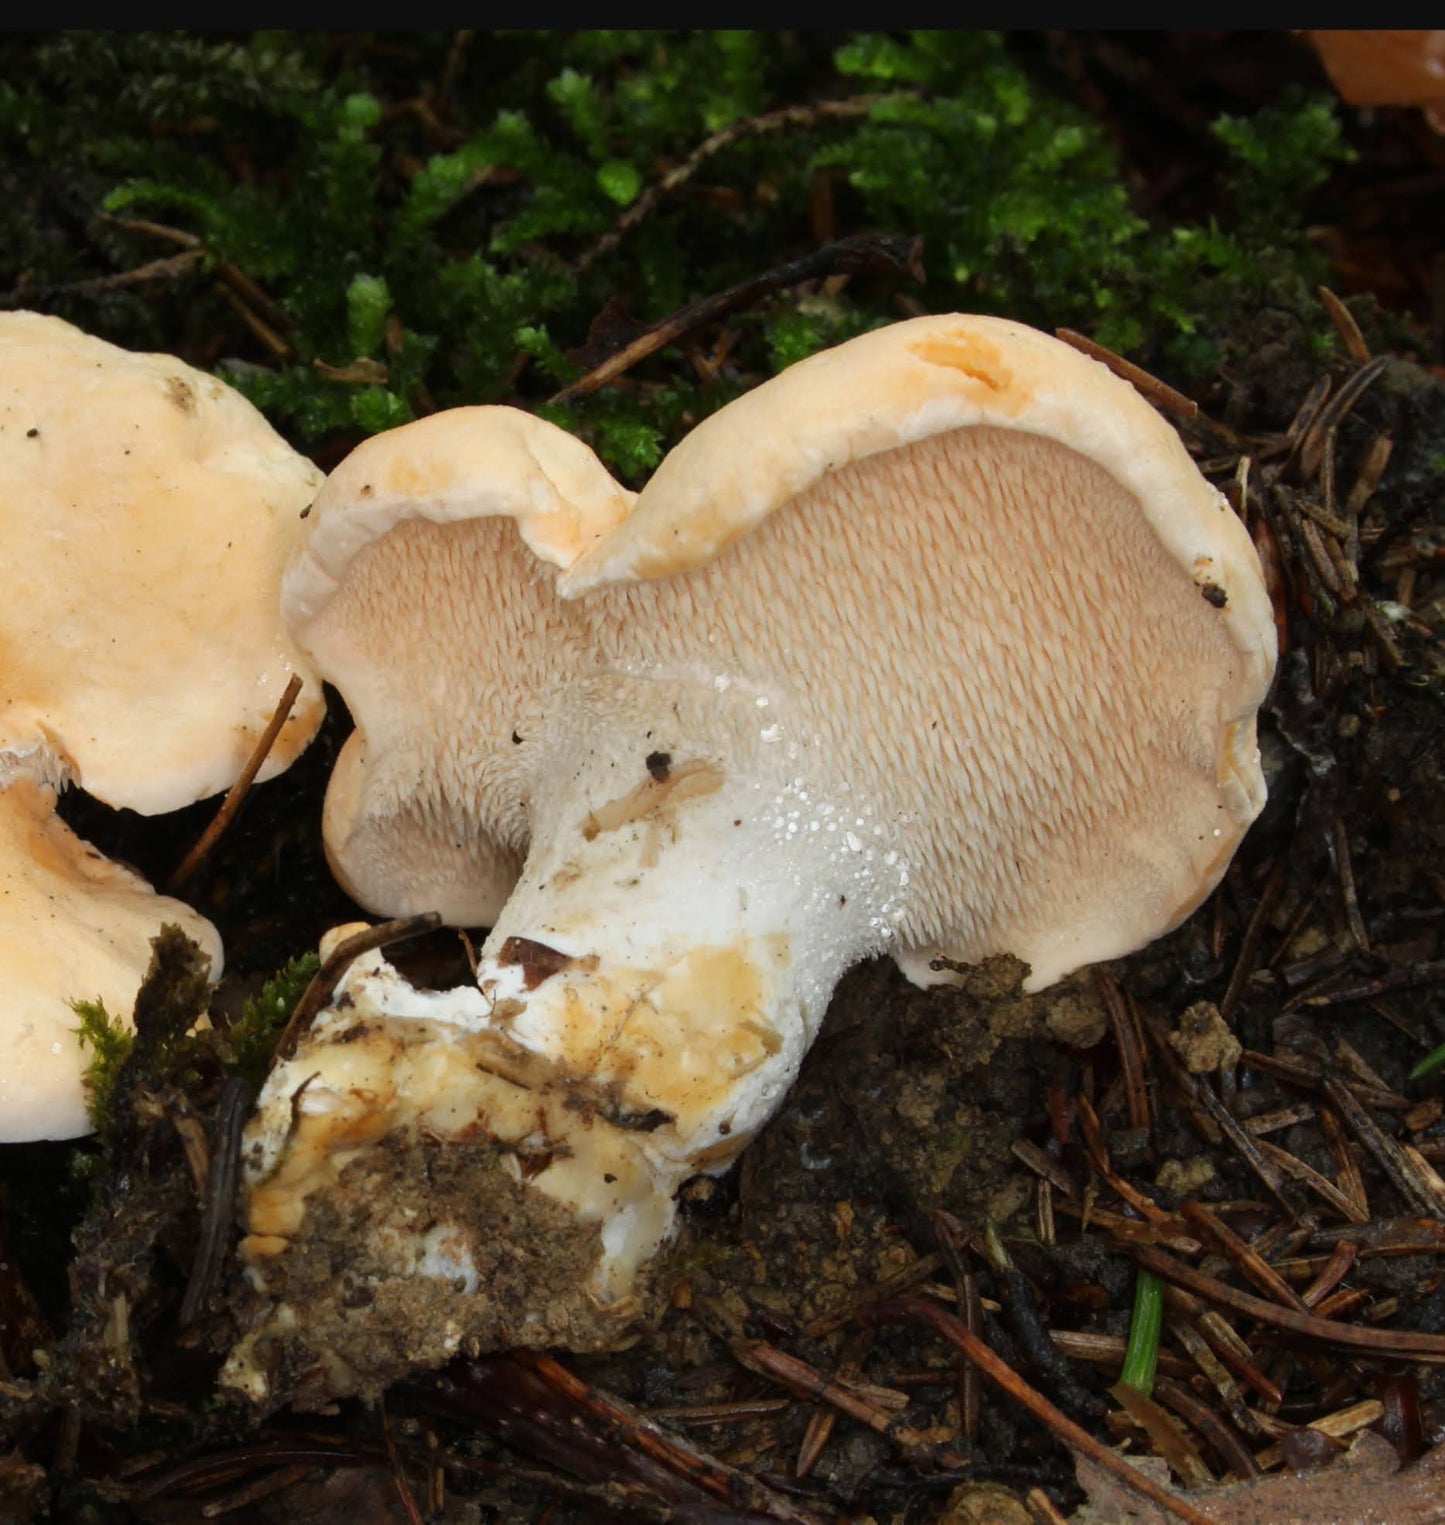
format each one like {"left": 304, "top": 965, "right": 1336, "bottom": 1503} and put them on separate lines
{"left": 71, "top": 997, "right": 133, "bottom": 1138}
{"left": 0, "top": 30, "right": 1358, "bottom": 474}
{"left": 226, "top": 950, "right": 320, "bottom": 1087}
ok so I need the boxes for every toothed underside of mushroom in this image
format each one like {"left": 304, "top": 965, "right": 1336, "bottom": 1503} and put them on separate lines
{"left": 584, "top": 421, "right": 1260, "bottom": 984}
{"left": 305, "top": 422, "right": 1259, "bottom": 977}
{"left": 301, "top": 516, "right": 565, "bottom": 922}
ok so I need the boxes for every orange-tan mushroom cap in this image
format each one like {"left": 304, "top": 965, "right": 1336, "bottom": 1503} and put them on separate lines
{"left": 0, "top": 312, "right": 328, "bottom": 1140}
{"left": 1307, "top": 31, "right": 1445, "bottom": 128}
{"left": 0, "top": 310, "right": 325, "bottom": 812}
{"left": 280, "top": 406, "right": 635, "bottom": 922}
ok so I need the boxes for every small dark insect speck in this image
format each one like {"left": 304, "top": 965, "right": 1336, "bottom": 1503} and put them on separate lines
{"left": 25, "top": 427, "right": 38, "bottom": 438}
{"left": 645, "top": 750, "right": 672, "bottom": 781}
{"left": 1200, "top": 581, "right": 1228, "bottom": 608}
{"left": 512, "top": 730, "right": 524, "bottom": 745}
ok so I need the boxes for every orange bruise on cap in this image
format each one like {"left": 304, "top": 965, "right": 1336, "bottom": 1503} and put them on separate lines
{"left": 229, "top": 315, "right": 1276, "bottom": 1405}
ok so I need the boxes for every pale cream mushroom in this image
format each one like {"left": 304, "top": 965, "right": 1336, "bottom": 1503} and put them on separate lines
{"left": 0, "top": 772, "right": 221, "bottom": 1140}
{"left": 230, "top": 314, "right": 1275, "bottom": 1403}
{"left": 0, "top": 311, "right": 327, "bottom": 1140}
{"left": 280, "top": 405, "right": 635, "bottom": 923}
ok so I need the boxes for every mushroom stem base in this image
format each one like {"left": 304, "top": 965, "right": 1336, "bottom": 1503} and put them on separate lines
{"left": 225, "top": 1110, "right": 653, "bottom": 1410}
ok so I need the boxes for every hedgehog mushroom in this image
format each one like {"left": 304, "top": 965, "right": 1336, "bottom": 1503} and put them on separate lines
{"left": 230, "top": 315, "right": 1274, "bottom": 1405}
{"left": 0, "top": 311, "right": 326, "bottom": 1140}
{"left": 278, "top": 405, "right": 635, "bottom": 924}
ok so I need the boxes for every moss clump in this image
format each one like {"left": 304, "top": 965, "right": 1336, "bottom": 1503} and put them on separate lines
{"left": 73, "top": 942, "right": 319, "bottom": 1140}
{"left": 71, "top": 996, "right": 133, "bottom": 1139}
{"left": 225, "top": 950, "right": 320, "bottom": 1088}
{"left": 1, "top": 31, "right": 1354, "bottom": 477}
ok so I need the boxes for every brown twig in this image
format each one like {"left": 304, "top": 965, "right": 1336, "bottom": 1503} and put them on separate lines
{"left": 551, "top": 233, "right": 925, "bottom": 405}
{"left": 1167, "top": 1316, "right": 1261, "bottom": 1437}
{"left": 177, "top": 1077, "right": 251, "bottom": 1330}
{"left": 1076, "top": 1093, "right": 1169, "bottom": 1224}
{"left": 1254, "top": 1138, "right": 1370, "bottom": 1223}
{"left": 130, "top": 1438, "right": 381, "bottom": 1506}
{"left": 1322, "top": 1076, "right": 1444, "bottom": 1218}
{"left": 1240, "top": 1047, "right": 1408, "bottom": 1110}
{"left": 1012, "top": 1138, "right": 1080, "bottom": 1199}
{"left": 1317, "top": 1104, "right": 1371, "bottom": 1219}
{"left": 1219, "top": 858, "right": 1286, "bottom": 1022}
{"left": 802, "top": 1248, "right": 945, "bottom": 1337}
{"left": 1297, "top": 356, "right": 1390, "bottom": 481}
{"left": 1054, "top": 328, "right": 1199, "bottom": 418}
{"left": 517, "top": 1350, "right": 819, "bottom": 1523}
{"left": 270, "top": 912, "right": 444, "bottom": 1067}
{"left": 1133, "top": 1246, "right": 1445, "bottom": 1363}
{"left": 651, "top": 1398, "right": 792, "bottom": 1427}
{"left": 380, "top": 1402, "right": 425, "bottom": 1525}
{"left": 575, "top": 95, "right": 894, "bottom": 275}
{"left": 1094, "top": 971, "right": 1150, "bottom": 1130}
{"left": 1300, "top": 1239, "right": 1357, "bottom": 1309}
{"left": 0, "top": 250, "right": 206, "bottom": 309}
{"left": 794, "top": 1327, "right": 872, "bottom": 1478}
{"left": 1177, "top": 1199, "right": 1309, "bottom": 1313}
{"left": 862, "top": 1300, "right": 1218, "bottom": 1525}
{"left": 1309, "top": 1216, "right": 1445, "bottom": 1257}
{"left": 1026, "top": 1486, "right": 1070, "bottom": 1525}
{"left": 1153, "top": 1375, "right": 1260, "bottom": 1481}
{"left": 1048, "top": 1330, "right": 1192, "bottom": 1380}
{"left": 732, "top": 1338, "right": 963, "bottom": 1469}
{"left": 199, "top": 1463, "right": 318, "bottom": 1517}
{"left": 1316, "top": 286, "right": 1372, "bottom": 364}
{"left": 1162, "top": 1045, "right": 1303, "bottom": 1221}
{"left": 169, "top": 674, "right": 305, "bottom": 892}
{"left": 216, "top": 282, "right": 291, "bottom": 361}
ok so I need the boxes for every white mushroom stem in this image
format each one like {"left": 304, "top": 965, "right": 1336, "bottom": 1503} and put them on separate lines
{"left": 468, "top": 673, "right": 907, "bottom": 1290}
{"left": 244, "top": 674, "right": 900, "bottom": 1305}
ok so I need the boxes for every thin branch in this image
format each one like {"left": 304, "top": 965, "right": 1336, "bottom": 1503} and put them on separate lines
{"left": 270, "top": 913, "right": 443, "bottom": 1068}
{"left": 0, "top": 250, "right": 205, "bottom": 309}
{"left": 169, "top": 674, "right": 305, "bottom": 893}
{"left": 1132, "top": 1246, "right": 1445, "bottom": 1363}
{"left": 551, "top": 233, "right": 924, "bottom": 405}
{"left": 1054, "top": 328, "right": 1199, "bottom": 418}
{"left": 575, "top": 95, "right": 895, "bottom": 275}
{"left": 862, "top": 1299, "right": 1218, "bottom": 1525}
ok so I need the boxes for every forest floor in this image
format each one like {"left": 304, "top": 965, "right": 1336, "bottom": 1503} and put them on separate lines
{"left": 1, "top": 30, "right": 1444, "bottom": 1525}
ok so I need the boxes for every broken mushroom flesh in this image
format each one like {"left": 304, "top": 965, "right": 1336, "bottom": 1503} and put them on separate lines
{"left": 0, "top": 311, "right": 326, "bottom": 1140}
{"left": 231, "top": 316, "right": 1275, "bottom": 1404}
